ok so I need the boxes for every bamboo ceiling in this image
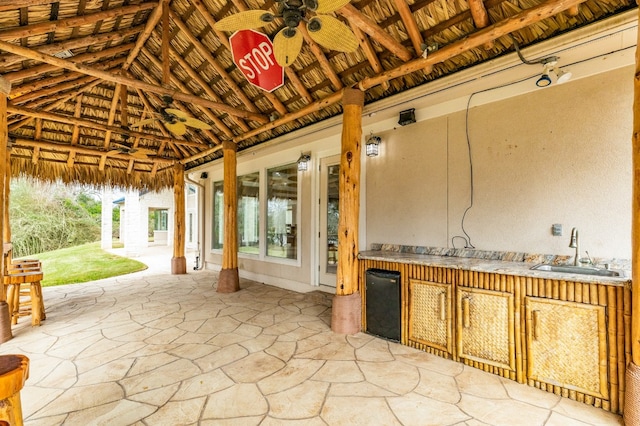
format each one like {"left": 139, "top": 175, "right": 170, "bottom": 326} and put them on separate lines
{"left": 0, "top": 0, "right": 634, "bottom": 190}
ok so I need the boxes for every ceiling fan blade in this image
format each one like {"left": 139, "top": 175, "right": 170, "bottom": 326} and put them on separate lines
{"left": 273, "top": 27, "right": 303, "bottom": 67}
{"left": 130, "top": 151, "right": 149, "bottom": 159}
{"left": 307, "top": 15, "right": 358, "bottom": 53}
{"left": 183, "top": 117, "right": 212, "bottom": 130}
{"left": 164, "top": 108, "right": 189, "bottom": 119}
{"left": 213, "top": 10, "right": 275, "bottom": 32}
{"left": 164, "top": 121, "right": 187, "bottom": 136}
{"left": 315, "top": 0, "right": 352, "bottom": 13}
{"left": 131, "top": 117, "right": 157, "bottom": 128}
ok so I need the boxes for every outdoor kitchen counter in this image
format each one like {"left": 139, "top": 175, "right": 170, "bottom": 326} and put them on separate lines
{"left": 358, "top": 250, "right": 631, "bottom": 287}
{"left": 358, "top": 249, "right": 632, "bottom": 415}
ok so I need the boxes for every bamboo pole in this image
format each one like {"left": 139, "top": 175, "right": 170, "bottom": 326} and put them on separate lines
{"left": 331, "top": 88, "right": 364, "bottom": 335}
{"left": 625, "top": 6, "right": 640, "bottom": 424}
{"left": 218, "top": 141, "right": 239, "bottom": 293}
{"left": 171, "top": 163, "right": 187, "bottom": 274}
{"left": 0, "top": 40, "right": 267, "bottom": 124}
{"left": 0, "top": 76, "right": 11, "bottom": 342}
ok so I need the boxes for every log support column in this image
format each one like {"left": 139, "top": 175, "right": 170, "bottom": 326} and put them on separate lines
{"left": 0, "top": 77, "right": 11, "bottom": 343}
{"left": 171, "top": 163, "right": 187, "bottom": 274}
{"left": 331, "top": 88, "right": 364, "bottom": 335}
{"left": 625, "top": 7, "right": 640, "bottom": 423}
{"left": 218, "top": 141, "right": 239, "bottom": 293}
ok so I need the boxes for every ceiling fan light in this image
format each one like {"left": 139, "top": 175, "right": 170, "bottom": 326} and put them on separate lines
{"left": 307, "top": 18, "right": 322, "bottom": 32}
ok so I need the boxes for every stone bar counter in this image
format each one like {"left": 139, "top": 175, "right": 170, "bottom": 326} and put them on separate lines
{"left": 357, "top": 243, "right": 632, "bottom": 415}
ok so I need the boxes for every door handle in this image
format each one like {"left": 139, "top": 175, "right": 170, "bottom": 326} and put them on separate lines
{"left": 532, "top": 310, "right": 540, "bottom": 341}
{"left": 462, "top": 297, "right": 470, "bottom": 328}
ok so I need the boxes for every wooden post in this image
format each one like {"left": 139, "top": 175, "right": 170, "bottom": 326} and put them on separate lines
{"left": 218, "top": 141, "right": 239, "bottom": 293}
{"left": 331, "top": 88, "right": 364, "bottom": 335}
{"left": 625, "top": 7, "right": 640, "bottom": 424}
{"left": 0, "top": 76, "right": 11, "bottom": 342}
{"left": 171, "top": 163, "right": 187, "bottom": 274}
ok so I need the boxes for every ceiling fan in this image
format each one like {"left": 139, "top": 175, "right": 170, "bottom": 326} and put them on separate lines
{"left": 107, "top": 141, "right": 155, "bottom": 159}
{"left": 132, "top": 95, "right": 213, "bottom": 136}
{"left": 214, "top": 0, "right": 358, "bottom": 66}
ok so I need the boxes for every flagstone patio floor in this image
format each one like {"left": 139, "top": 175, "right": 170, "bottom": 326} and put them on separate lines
{"left": 0, "top": 251, "right": 624, "bottom": 425}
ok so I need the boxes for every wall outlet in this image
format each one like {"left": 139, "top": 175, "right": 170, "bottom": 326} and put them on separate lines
{"left": 552, "top": 223, "right": 562, "bottom": 236}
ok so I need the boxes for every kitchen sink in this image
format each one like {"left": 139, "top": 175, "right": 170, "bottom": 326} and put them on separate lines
{"left": 530, "top": 264, "right": 620, "bottom": 277}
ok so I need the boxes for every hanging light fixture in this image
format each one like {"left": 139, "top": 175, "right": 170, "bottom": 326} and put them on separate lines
{"left": 511, "top": 35, "right": 571, "bottom": 88}
{"left": 366, "top": 133, "right": 381, "bottom": 157}
{"left": 297, "top": 152, "right": 311, "bottom": 171}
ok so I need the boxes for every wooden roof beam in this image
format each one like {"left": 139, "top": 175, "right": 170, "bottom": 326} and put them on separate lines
{"left": 298, "top": 24, "right": 343, "bottom": 91}
{"left": 140, "top": 46, "right": 222, "bottom": 145}
{"left": 358, "top": 0, "right": 586, "bottom": 90}
{"left": 0, "top": 2, "right": 158, "bottom": 41}
{"left": 0, "top": 24, "right": 144, "bottom": 69}
{"left": 167, "top": 42, "right": 247, "bottom": 135}
{"left": 349, "top": 24, "right": 389, "bottom": 91}
{"left": 66, "top": 95, "right": 83, "bottom": 168}
{"left": 121, "top": 0, "right": 167, "bottom": 72}
{"left": 5, "top": 43, "right": 135, "bottom": 82}
{"left": 0, "top": 40, "right": 268, "bottom": 124}
{"left": 169, "top": 10, "right": 262, "bottom": 115}
{"left": 12, "top": 137, "right": 174, "bottom": 164}
{"left": 337, "top": 4, "right": 413, "bottom": 62}
{"left": 11, "top": 57, "right": 126, "bottom": 103}
{"left": 392, "top": 0, "right": 424, "bottom": 57}
{"left": 468, "top": 0, "right": 495, "bottom": 50}
{"left": 7, "top": 105, "right": 206, "bottom": 149}
{"left": 0, "top": 0, "right": 59, "bottom": 12}
{"left": 9, "top": 78, "right": 104, "bottom": 131}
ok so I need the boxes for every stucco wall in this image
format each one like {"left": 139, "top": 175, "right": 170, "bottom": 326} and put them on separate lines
{"left": 366, "top": 66, "right": 633, "bottom": 259}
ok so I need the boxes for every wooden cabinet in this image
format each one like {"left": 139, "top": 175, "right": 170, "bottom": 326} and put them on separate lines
{"left": 408, "top": 279, "right": 453, "bottom": 356}
{"left": 525, "top": 297, "right": 608, "bottom": 399}
{"left": 456, "top": 288, "right": 516, "bottom": 372}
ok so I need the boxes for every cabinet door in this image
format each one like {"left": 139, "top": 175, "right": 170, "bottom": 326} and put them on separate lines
{"left": 408, "top": 279, "right": 452, "bottom": 354}
{"left": 457, "top": 287, "right": 516, "bottom": 371}
{"left": 525, "top": 297, "right": 608, "bottom": 399}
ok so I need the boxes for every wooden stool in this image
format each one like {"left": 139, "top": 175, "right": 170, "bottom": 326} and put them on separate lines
{"left": 0, "top": 354, "right": 29, "bottom": 426}
{"left": 4, "top": 269, "right": 44, "bottom": 327}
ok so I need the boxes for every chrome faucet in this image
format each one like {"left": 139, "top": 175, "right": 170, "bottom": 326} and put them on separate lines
{"left": 569, "top": 227, "right": 579, "bottom": 266}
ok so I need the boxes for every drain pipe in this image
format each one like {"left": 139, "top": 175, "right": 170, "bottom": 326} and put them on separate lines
{"left": 185, "top": 174, "right": 206, "bottom": 270}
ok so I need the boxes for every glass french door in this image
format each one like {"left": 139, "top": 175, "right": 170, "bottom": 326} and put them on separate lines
{"left": 319, "top": 155, "right": 340, "bottom": 287}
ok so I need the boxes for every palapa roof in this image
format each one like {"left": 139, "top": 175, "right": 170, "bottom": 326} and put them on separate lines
{"left": 0, "top": 0, "right": 634, "bottom": 191}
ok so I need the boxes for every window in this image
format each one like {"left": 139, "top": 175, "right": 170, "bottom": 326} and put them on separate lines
{"left": 267, "top": 163, "right": 298, "bottom": 259}
{"left": 154, "top": 210, "right": 168, "bottom": 231}
{"left": 212, "top": 180, "right": 224, "bottom": 250}
{"left": 238, "top": 172, "right": 260, "bottom": 254}
{"left": 188, "top": 213, "right": 194, "bottom": 243}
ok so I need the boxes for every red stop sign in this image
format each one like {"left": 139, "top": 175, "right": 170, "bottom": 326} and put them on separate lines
{"left": 229, "top": 29, "right": 284, "bottom": 93}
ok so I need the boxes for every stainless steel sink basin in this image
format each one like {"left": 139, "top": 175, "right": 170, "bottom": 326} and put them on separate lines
{"left": 530, "top": 264, "right": 620, "bottom": 277}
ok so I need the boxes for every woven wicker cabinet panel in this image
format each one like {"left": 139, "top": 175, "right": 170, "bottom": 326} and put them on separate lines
{"left": 456, "top": 288, "right": 515, "bottom": 371}
{"left": 408, "top": 279, "right": 452, "bottom": 354}
{"left": 525, "top": 297, "right": 608, "bottom": 399}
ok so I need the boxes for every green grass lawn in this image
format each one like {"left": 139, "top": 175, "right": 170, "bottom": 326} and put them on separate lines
{"left": 19, "top": 242, "right": 148, "bottom": 287}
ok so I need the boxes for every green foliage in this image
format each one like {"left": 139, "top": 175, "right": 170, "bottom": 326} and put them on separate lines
{"left": 10, "top": 179, "right": 102, "bottom": 257}
{"left": 25, "top": 242, "right": 147, "bottom": 286}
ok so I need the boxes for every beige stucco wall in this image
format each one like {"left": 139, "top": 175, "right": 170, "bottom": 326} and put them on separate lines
{"left": 366, "top": 65, "right": 633, "bottom": 259}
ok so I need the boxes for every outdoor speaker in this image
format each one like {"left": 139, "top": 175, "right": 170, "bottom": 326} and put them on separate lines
{"left": 200, "top": 172, "right": 208, "bottom": 179}
{"left": 398, "top": 108, "right": 416, "bottom": 126}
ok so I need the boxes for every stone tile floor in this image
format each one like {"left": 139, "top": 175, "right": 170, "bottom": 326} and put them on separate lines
{"left": 0, "top": 252, "right": 624, "bottom": 425}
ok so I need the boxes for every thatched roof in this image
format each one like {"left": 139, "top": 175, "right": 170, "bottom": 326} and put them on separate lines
{"left": 0, "top": 0, "right": 634, "bottom": 191}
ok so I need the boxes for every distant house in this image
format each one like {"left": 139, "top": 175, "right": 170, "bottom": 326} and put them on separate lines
{"left": 102, "top": 184, "right": 200, "bottom": 256}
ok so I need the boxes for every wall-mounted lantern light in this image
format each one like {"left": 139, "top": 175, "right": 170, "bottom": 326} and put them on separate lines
{"left": 297, "top": 152, "right": 311, "bottom": 171}
{"left": 366, "top": 133, "right": 381, "bottom": 157}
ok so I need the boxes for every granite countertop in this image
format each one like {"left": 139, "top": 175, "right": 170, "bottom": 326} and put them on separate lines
{"left": 359, "top": 250, "right": 631, "bottom": 287}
